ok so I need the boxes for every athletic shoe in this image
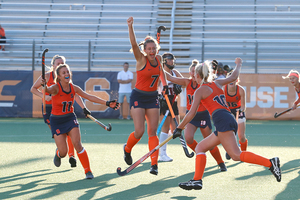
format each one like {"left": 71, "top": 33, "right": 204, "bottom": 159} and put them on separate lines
{"left": 225, "top": 152, "right": 231, "bottom": 160}
{"left": 158, "top": 154, "right": 173, "bottom": 162}
{"left": 53, "top": 150, "right": 61, "bottom": 167}
{"left": 269, "top": 157, "right": 281, "bottom": 182}
{"left": 119, "top": 115, "right": 123, "bottom": 120}
{"left": 85, "top": 171, "right": 94, "bottom": 179}
{"left": 123, "top": 143, "right": 132, "bottom": 165}
{"left": 218, "top": 162, "right": 227, "bottom": 172}
{"left": 127, "top": 116, "right": 132, "bottom": 120}
{"left": 150, "top": 164, "right": 158, "bottom": 175}
{"left": 179, "top": 179, "right": 203, "bottom": 190}
{"left": 69, "top": 156, "right": 77, "bottom": 168}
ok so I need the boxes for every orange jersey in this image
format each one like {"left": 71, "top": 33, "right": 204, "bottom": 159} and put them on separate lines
{"left": 186, "top": 79, "right": 206, "bottom": 112}
{"left": 224, "top": 84, "right": 241, "bottom": 109}
{"left": 45, "top": 71, "right": 55, "bottom": 105}
{"left": 201, "top": 82, "right": 230, "bottom": 115}
{"left": 135, "top": 57, "right": 161, "bottom": 92}
{"left": 51, "top": 83, "right": 75, "bottom": 115}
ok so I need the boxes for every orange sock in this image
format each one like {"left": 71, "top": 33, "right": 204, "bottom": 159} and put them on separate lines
{"left": 67, "top": 135, "right": 75, "bottom": 157}
{"left": 209, "top": 146, "right": 224, "bottom": 165}
{"left": 193, "top": 153, "right": 206, "bottom": 180}
{"left": 125, "top": 132, "right": 140, "bottom": 153}
{"left": 77, "top": 148, "right": 91, "bottom": 174}
{"left": 187, "top": 140, "right": 198, "bottom": 152}
{"left": 148, "top": 135, "right": 159, "bottom": 166}
{"left": 56, "top": 149, "right": 61, "bottom": 158}
{"left": 240, "top": 151, "right": 271, "bottom": 168}
{"left": 239, "top": 139, "right": 248, "bottom": 151}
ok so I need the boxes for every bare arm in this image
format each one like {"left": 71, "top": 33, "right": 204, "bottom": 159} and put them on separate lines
{"left": 127, "top": 17, "right": 145, "bottom": 70}
{"left": 118, "top": 79, "right": 133, "bottom": 84}
{"left": 73, "top": 85, "right": 107, "bottom": 105}
{"left": 239, "top": 85, "right": 246, "bottom": 112}
{"left": 74, "top": 94, "right": 86, "bottom": 109}
{"left": 215, "top": 57, "right": 242, "bottom": 88}
{"left": 165, "top": 71, "right": 190, "bottom": 88}
{"left": 30, "top": 73, "right": 52, "bottom": 101}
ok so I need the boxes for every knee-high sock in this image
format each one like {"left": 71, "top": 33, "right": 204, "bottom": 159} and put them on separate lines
{"left": 239, "top": 139, "right": 248, "bottom": 151}
{"left": 240, "top": 151, "right": 271, "bottom": 168}
{"left": 149, "top": 135, "right": 159, "bottom": 166}
{"left": 187, "top": 139, "right": 198, "bottom": 152}
{"left": 67, "top": 135, "right": 75, "bottom": 157}
{"left": 193, "top": 153, "right": 206, "bottom": 181}
{"left": 209, "top": 146, "right": 224, "bottom": 164}
{"left": 125, "top": 132, "right": 140, "bottom": 153}
{"left": 56, "top": 149, "right": 61, "bottom": 158}
{"left": 77, "top": 148, "right": 91, "bottom": 174}
{"left": 159, "top": 132, "right": 169, "bottom": 155}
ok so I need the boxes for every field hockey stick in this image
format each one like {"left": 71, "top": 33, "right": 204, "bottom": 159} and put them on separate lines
{"left": 156, "top": 25, "right": 166, "bottom": 45}
{"left": 157, "top": 94, "right": 177, "bottom": 135}
{"left": 42, "top": 48, "right": 48, "bottom": 115}
{"left": 274, "top": 104, "right": 300, "bottom": 118}
{"left": 164, "top": 94, "right": 194, "bottom": 158}
{"left": 117, "top": 134, "right": 173, "bottom": 176}
{"left": 87, "top": 114, "right": 112, "bottom": 131}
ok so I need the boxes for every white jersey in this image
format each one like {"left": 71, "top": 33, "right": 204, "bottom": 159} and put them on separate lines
{"left": 158, "top": 70, "right": 176, "bottom": 96}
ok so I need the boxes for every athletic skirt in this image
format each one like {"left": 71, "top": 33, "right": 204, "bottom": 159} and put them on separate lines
{"left": 212, "top": 109, "right": 237, "bottom": 136}
{"left": 50, "top": 113, "right": 79, "bottom": 138}
{"left": 188, "top": 110, "right": 212, "bottom": 129}
{"left": 130, "top": 89, "right": 159, "bottom": 109}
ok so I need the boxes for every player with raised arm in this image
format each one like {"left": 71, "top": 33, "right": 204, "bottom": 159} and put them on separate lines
{"left": 165, "top": 59, "right": 227, "bottom": 171}
{"left": 173, "top": 58, "right": 281, "bottom": 190}
{"left": 41, "top": 64, "right": 119, "bottom": 179}
{"left": 122, "top": 16, "right": 168, "bottom": 175}
{"left": 224, "top": 72, "right": 248, "bottom": 160}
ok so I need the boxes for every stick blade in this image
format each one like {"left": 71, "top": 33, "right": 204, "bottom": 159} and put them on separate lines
{"left": 116, "top": 167, "right": 128, "bottom": 176}
{"left": 274, "top": 113, "right": 278, "bottom": 118}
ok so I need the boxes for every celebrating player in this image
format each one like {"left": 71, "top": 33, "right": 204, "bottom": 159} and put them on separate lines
{"left": 224, "top": 72, "right": 248, "bottom": 159}
{"left": 42, "top": 64, "right": 119, "bottom": 179}
{"left": 173, "top": 58, "right": 281, "bottom": 190}
{"left": 122, "top": 16, "right": 168, "bottom": 175}
{"left": 166, "top": 59, "right": 227, "bottom": 171}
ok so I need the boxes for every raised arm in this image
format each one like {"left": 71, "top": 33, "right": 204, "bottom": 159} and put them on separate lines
{"left": 239, "top": 85, "right": 246, "bottom": 112}
{"left": 31, "top": 73, "right": 51, "bottom": 101}
{"left": 216, "top": 57, "right": 242, "bottom": 87}
{"left": 165, "top": 71, "right": 190, "bottom": 88}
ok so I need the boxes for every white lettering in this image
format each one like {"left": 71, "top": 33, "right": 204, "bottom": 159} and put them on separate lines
{"left": 274, "top": 87, "right": 288, "bottom": 108}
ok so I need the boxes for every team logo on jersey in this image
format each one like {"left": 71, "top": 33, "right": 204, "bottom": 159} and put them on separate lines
{"left": 71, "top": 94, "right": 74, "bottom": 99}
{"left": 56, "top": 129, "right": 61, "bottom": 134}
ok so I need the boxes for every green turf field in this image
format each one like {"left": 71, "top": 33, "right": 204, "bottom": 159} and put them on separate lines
{"left": 0, "top": 118, "right": 299, "bottom": 200}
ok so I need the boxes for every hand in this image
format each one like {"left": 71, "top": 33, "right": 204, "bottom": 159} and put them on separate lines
{"left": 212, "top": 59, "right": 218, "bottom": 71}
{"left": 127, "top": 17, "right": 133, "bottom": 26}
{"left": 173, "top": 84, "right": 182, "bottom": 95}
{"left": 292, "top": 104, "right": 298, "bottom": 110}
{"left": 159, "top": 98, "right": 168, "bottom": 110}
{"left": 83, "top": 108, "right": 91, "bottom": 117}
{"left": 45, "top": 95, "right": 52, "bottom": 102}
{"left": 106, "top": 100, "right": 120, "bottom": 110}
{"left": 41, "top": 78, "right": 47, "bottom": 87}
{"left": 235, "top": 57, "right": 243, "bottom": 66}
{"left": 162, "top": 85, "right": 169, "bottom": 95}
{"left": 173, "top": 128, "right": 182, "bottom": 139}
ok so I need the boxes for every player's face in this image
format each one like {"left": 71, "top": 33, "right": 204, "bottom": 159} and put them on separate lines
{"left": 289, "top": 76, "right": 298, "bottom": 86}
{"left": 189, "top": 66, "right": 195, "bottom": 79}
{"left": 194, "top": 70, "right": 202, "bottom": 84}
{"left": 53, "top": 58, "right": 65, "bottom": 71}
{"left": 58, "top": 67, "right": 71, "bottom": 83}
{"left": 144, "top": 42, "right": 157, "bottom": 60}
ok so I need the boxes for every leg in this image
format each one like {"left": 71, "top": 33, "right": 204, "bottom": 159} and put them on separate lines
{"left": 158, "top": 116, "right": 173, "bottom": 162}
{"left": 53, "top": 133, "right": 68, "bottom": 167}
{"left": 145, "top": 108, "right": 160, "bottom": 175}
{"left": 118, "top": 93, "right": 125, "bottom": 119}
{"left": 184, "top": 123, "right": 198, "bottom": 151}
{"left": 238, "top": 121, "right": 248, "bottom": 151}
{"left": 68, "top": 127, "right": 93, "bottom": 179}
{"left": 67, "top": 135, "right": 77, "bottom": 167}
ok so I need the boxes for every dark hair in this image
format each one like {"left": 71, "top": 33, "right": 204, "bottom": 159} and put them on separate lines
{"left": 123, "top": 62, "right": 129, "bottom": 65}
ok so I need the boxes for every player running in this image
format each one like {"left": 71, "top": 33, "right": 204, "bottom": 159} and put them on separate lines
{"left": 173, "top": 58, "right": 281, "bottom": 190}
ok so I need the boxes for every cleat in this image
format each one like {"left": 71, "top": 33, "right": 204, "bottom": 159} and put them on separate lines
{"left": 269, "top": 157, "right": 281, "bottom": 182}
{"left": 123, "top": 143, "right": 132, "bottom": 165}
{"left": 69, "top": 156, "right": 77, "bottom": 168}
{"left": 53, "top": 150, "right": 61, "bottom": 167}
{"left": 218, "top": 162, "right": 227, "bottom": 172}
{"left": 225, "top": 152, "right": 231, "bottom": 160}
{"left": 179, "top": 179, "right": 202, "bottom": 190}
{"left": 85, "top": 171, "right": 94, "bottom": 179}
{"left": 150, "top": 164, "right": 158, "bottom": 175}
{"left": 158, "top": 154, "right": 173, "bottom": 162}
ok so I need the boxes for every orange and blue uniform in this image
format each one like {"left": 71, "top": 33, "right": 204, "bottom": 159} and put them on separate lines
{"left": 50, "top": 82, "right": 78, "bottom": 137}
{"left": 43, "top": 71, "right": 55, "bottom": 125}
{"left": 186, "top": 79, "right": 212, "bottom": 129}
{"left": 130, "top": 57, "right": 161, "bottom": 109}
{"left": 224, "top": 84, "right": 246, "bottom": 120}
{"left": 201, "top": 82, "right": 237, "bottom": 136}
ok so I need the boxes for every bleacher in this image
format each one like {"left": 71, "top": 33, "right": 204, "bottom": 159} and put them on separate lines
{"left": 0, "top": 0, "right": 299, "bottom": 73}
